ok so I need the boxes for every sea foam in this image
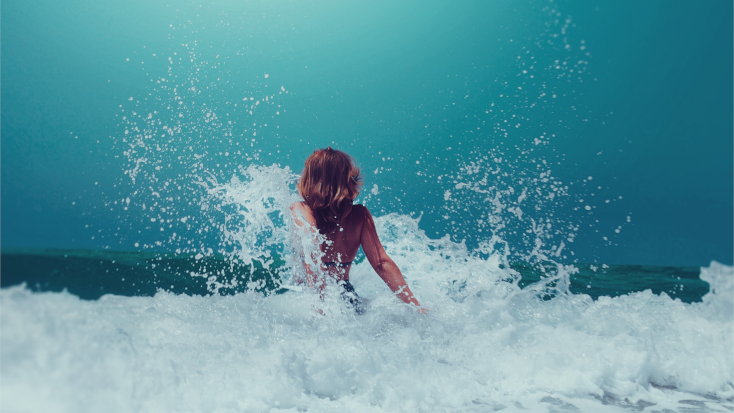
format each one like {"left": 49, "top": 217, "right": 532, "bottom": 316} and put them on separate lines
{"left": 2, "top": 212, "right": 732, "bottom": 413}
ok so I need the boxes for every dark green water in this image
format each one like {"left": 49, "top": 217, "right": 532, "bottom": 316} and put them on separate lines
{"left": 1, "top": 248, "right": 708, "bottom": 302}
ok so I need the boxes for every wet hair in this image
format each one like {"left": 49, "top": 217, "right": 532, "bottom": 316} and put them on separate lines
{"left": 297, "top": 147, "right": 363, "bottom": 234}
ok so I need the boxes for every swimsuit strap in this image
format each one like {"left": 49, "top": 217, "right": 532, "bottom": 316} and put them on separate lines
{"left": 322, "top": 261, "right": 353, "bottom": 268}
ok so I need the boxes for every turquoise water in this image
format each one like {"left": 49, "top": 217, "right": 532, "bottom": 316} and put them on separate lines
{"left": 0, "top": 248, "right": 709, "bottom": 303}
{"left": 2, "top": 0, "right": 732, "bottom": 265}
{"left": 2, "top": 1, "right": 733, "bottom": 412}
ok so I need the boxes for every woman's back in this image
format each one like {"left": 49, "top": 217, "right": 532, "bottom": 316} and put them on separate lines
{"left": 292, "top": 147, "right": 425, "bottom": 313}
{"left": 290, "top": 201, "right": 366, "bottom": 281}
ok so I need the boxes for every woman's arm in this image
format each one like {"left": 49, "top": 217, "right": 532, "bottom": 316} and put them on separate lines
{"left": 359, "top": 207, "right": 425, "bottom": 311}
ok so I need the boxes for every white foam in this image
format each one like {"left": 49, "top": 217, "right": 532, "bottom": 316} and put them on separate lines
{"left": 2, "top": 225, "right": 732, "bottom": 412}
{"left": 6, "top": 163, "right": 731, "bottom": 412}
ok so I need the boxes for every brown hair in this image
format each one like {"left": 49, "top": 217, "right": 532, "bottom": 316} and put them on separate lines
{"left": 297, "top": 147, "right": 363, "bottom": 234}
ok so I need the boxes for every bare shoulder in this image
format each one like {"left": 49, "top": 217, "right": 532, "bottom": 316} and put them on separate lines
{"left": 290, "top": 201, "right": 308, "bottom": 213}
{"left": 350, "top": 204, "right": 374, "bottom": 229}
{"left": 353, "top": 204, "right": 374, "bottom": 219}
{"left": 290, "top": 202, "right": 316, "bottom": 225}
{"left": 351, "top": 204, "right": 369, "bottom": 219}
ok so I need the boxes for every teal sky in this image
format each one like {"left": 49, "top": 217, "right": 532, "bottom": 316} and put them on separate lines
{"left": 2, "top": 0, "right": 732, "bottom": 266}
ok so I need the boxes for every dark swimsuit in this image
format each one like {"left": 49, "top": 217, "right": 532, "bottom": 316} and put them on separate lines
{"left": 322, "top": 261, "right": 365, "bottom": 314}
{"left": 321, "top": 261, "right": 353, "bottom": 268}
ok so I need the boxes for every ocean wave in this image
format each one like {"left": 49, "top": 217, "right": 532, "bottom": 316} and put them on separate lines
{"left": 2, "top": 234, "right": 731, "bottom": 413}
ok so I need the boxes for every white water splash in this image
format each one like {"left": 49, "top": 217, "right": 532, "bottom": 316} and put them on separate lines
{"left": 2, "top": 252, "right": 732, "bottom": 413}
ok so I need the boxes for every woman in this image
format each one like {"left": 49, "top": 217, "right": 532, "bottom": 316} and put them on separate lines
{"left": 290, "top": 147, "right": 425, "bottom": 314}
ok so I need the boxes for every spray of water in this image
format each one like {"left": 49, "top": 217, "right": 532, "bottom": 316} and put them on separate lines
{"left": 2, "top": 3, "right": 732, "bottom": 411}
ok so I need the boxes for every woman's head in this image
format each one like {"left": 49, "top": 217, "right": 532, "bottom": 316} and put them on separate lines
{"left": 297, "top": 147, "right": 363, "bottom": 233}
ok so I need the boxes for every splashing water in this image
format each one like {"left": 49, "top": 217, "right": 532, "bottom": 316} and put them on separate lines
{"left": 2, "top": 222, "right": 732, "bottom": 412}
{"left": 6, "top": 159, "right": 731, "bottom": 411}
{"left": 2, "top": 3, "right": 732, "bottom": 412}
